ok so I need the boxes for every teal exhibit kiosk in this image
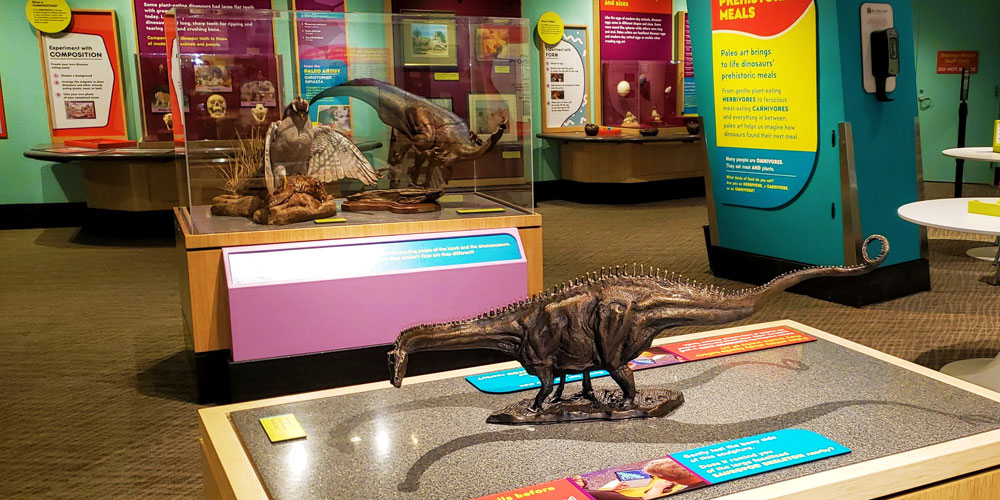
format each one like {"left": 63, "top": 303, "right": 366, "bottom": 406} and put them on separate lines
{"left": 688, "top": 0, "right": 928, "bottom": 306}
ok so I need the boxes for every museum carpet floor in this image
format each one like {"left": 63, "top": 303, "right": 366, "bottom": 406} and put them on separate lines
{"left": 1, "top": 182, "right": 998, "bottom": 498}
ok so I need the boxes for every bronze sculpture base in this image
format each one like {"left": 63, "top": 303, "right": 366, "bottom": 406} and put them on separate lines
{"left": 486, "top": 389, "right": 684, "bottom": 425}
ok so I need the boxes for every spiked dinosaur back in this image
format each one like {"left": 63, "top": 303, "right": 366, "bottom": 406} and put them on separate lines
{"left": 388, "top": 234, "right": 889, "bottom": 388}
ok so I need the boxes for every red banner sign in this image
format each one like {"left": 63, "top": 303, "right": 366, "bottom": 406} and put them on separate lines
{"left": 937, "top": 51, "right": 979, "bottom": 74}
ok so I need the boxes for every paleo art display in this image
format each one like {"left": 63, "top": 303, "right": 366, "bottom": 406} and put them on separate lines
{"left": 311, "top": 78, "right": 508, "bottom": 189}
{"left": 389, "top": 235, "right": 890, "bottom": 424}
{"left": 175, "top": 10, "right": 533, "bottom": 234}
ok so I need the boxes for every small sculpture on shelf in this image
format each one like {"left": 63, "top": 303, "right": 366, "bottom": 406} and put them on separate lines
{"left": 650, "top": 106, "right": 662, "bottom": 123}
{"left": 342, "top": 188, "right": 444, "bottom": 214}
{"left": 250, "top": 103, "right": 268, "bottom": 124}
{"left": 389, "top": 235, "right": 889, "bottom": 425}
{"left": 311, "top": 79, "right": 507, "bottom": 189}
{"left": 584, "top": 123, "right": 599, "bottom": 136}
{"left": 622, "top": 111, "right": 638, "bottom": 127}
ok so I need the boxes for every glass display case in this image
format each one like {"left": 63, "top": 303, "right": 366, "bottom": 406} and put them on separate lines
{"left": 601, "top": 60, "right": 681, "bottom": 128}
{"left": 172, "top": 8, "right": 533, "bottom": 234}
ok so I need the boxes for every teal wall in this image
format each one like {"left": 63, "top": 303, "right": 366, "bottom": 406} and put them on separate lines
{"left": 690, "top": 0, "right": 920, "bottom": 266}
{"left": 912, "top": 0, "right": 1000, "bottom": 183}
{"left": 522, "top": 0, "right": 598, "bottom": 182}
{"left": 0, "top": 0, "right": 141, "bottom": 205}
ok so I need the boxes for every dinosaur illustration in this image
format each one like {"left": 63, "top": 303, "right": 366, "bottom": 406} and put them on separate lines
{"left": 310, "top": 78, "right": 507, "bottom": 187}
{"left": 389, "top": 235, "right": 889, "bottom": 416}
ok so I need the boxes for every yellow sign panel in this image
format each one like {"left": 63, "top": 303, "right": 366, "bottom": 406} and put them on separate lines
{"left": 434, "top": 72, "right": 460, "bottom": 81}
{"left": 25, "top": 0, "right": 71, "bottom": 33}
{"left": 501, "top": 151, "right": 521, "bottom": 159}
{"left": 260, "top": 414, "right": 307, "bottom": 443}
{"left": 495, "top": 65, "right": 511, "bottom": 74}
{"left": 537, "top": 12, "right": 564, "bottom": 45}
{"left": 457, "top": 208, "right": 505, "bottom": 214}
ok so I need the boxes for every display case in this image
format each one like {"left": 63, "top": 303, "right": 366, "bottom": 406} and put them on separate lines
{"left": 602, "top": 60, "right": 681, "bottom": 128}
{"left": 172, "top": 8, "right": 534, "bottom": 235}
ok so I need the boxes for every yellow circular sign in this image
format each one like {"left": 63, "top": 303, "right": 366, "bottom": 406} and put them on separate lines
{"left": 537, "top": 11, "right": 564, "bottom": 46}
{"left": 26, "top": 0, "right": 71, "bottom": 33}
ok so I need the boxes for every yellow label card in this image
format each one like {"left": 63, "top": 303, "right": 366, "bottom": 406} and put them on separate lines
{"left": 314, "top": 217, "right": 346, "bottom": 224}
{"left": 456, "top": 208, "right": 505, "bottom": 214}
{"left": 495, "top": 65, "right": 511, "bottom": 74}
{"left": 438, "top": 195, "right": 464, "bottom": 203}
{"left": 501, "top": 151, "right": 521, "bottom": 159}
{"left": 260, "top": 414, "right": 307, "bottom": 442}
{"left": 968, "top": 200, "right": 1000, "bottom": 217}
{"left": 434, "top": 72, "right": 460, "bottom": 81}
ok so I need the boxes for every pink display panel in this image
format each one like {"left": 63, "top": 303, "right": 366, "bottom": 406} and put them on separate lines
{"left": 223, "top": 229, "right": 527, "bottom": 362}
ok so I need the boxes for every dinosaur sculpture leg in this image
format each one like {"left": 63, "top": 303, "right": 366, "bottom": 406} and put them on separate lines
{"left": 609, "top": 365, "right": 637, "bottom": 405}
{"left": 531, "top": 367, "right": 555, "bottom": 411}
{"left": 550, "top": 373, "right": 567, "bottom": 402}
{"left": 580, "top": 371, "right": 597, "bottom": 401}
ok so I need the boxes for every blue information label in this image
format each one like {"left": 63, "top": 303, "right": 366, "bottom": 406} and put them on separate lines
{"left": 671, "top": 429, "right": 849, "bottom": 483}
{"left": 467, "top": 368, "right": 609, "bottom": 394}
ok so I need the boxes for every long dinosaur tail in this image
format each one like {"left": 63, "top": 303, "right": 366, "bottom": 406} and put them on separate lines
{"left": 739, "top": 234, "right": 889, "bottom": 309}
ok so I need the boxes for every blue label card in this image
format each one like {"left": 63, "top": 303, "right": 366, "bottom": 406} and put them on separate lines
{"left": 467, "top": 369, "right": 610, "bottom": 394}
{"left": 671, "top": 429, "right": 849, "bottom": 484}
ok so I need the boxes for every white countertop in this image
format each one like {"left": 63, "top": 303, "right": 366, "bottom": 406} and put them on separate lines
{"left": 898, "top": 197, "right": 1000, "bottom": 236}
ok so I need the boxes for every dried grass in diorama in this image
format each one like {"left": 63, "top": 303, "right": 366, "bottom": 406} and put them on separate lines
{"left": 210, "top": 128, "right": 266, "bottom": 217}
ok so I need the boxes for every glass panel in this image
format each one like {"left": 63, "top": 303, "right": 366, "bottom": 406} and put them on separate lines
{"left": 174, "top": 8, "right": 533, "bottom": 235}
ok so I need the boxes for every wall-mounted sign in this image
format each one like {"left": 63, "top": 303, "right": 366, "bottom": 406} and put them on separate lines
{"left": 541, "top": 25, "right": 590, "bottom": 132}
{"left": 0, "top": 76, "right": 8, "bottom": 139}
{"left": 39, "top": 10, "right": 128, "bottom": 141}
{"left": 936, "top": 51, "right": 979, "bottom": 74}
{"left": 26, "top": 0, "right": 71, "bottom": 33}
{"left": 537, "top": 11, "right": 564, "bottom": 45}
{"left": 711, "top": 0, "right": 817, "bottom": 208}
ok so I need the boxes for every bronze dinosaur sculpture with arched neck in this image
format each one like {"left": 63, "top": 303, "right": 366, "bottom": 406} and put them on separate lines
{"left": 310, "top": 78, "right": 507, "bottom": 187}
{"left": 388, "top": 235, "right": 889, "bottom": 424}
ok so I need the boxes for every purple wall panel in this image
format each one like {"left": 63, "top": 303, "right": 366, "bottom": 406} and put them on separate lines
{"left": 224, "top": 229, "right": 527, "bottom": 362}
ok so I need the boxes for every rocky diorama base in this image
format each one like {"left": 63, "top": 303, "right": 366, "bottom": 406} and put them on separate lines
{"left": 486, "top": 389, "right": 685, "bottom": 425}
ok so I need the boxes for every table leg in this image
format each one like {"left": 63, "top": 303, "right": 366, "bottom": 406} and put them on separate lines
{"left": 942, "top": 354, "right": 1000, "bottom": 391}
{"left": 980, "top": 236, "right": 1000, "bottom": 286}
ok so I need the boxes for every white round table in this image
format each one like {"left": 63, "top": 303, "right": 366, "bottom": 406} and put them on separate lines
{"left": 898, "top": 197, "right": 1000, "bottom": 389}
{"left": 943, "top": 146, "right": 1000, "bottom": 162}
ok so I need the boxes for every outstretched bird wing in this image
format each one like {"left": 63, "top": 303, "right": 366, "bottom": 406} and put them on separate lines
{"left": 308, "top": 127, "right": 379, "bottom": 186}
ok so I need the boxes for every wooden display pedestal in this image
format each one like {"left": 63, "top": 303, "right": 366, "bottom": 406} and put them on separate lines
{"left": 174, "top": 204, "right": 542, "bottom": 403}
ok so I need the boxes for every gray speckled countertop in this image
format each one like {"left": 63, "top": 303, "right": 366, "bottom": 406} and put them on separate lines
{"left": 230, "top": 338, "right": 1000, "bottom": 499}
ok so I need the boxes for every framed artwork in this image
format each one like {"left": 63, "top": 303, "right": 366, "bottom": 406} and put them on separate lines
{"left": 476, "top": 27, "right": 510, "bottom": 60}
{"left": 0, "top": 75, "right": 7, "bottom": 139}
{"left": 193, "top": 56, "right": 234, "bottom": 93}
{"left": 540, "top": 25, "right": 591, "bottom": 132}
{"left": 401, "top": 18, "right": 458, "bottom": 67}
{"left": 427, "top": 97, "right": 453, "bottom": 112}
{"left": 316, "top": 103, "right": 352, "bottom": 136}
{"left": 468, "top": 93, "right": 517, "bottom": 143}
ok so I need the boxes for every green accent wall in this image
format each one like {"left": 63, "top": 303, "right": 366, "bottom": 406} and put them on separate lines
{"left": 522, "top": 0, "right": 597, "bottom": 182}
{"left": 912, "top": 0, "right": 1000, "bottom": 183}
{"left": 0, "top": 0, "right": 140, "bottom": 205}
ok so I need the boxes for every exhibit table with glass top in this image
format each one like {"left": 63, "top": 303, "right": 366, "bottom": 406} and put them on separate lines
{"left": 536, "top": 129, "right": 708, "bottom": 184}
{"left": 199, "top": 320, "right": 1000, "bottom": 500}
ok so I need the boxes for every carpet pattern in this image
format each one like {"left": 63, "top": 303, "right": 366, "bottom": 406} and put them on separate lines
{"left": 0, "top": 182, "right": 997, "bottom": 498}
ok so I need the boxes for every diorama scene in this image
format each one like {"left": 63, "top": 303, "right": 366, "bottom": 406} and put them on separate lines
{"left": 174, "top": 10, "right": 533, "bottom": 235}
{"left": 3, "top": 0, "right": 1000, "bottom": 499}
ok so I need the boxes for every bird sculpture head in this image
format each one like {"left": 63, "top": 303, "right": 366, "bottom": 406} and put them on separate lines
{"left": 284, "top": 97, "right": 310, "bottom": 131}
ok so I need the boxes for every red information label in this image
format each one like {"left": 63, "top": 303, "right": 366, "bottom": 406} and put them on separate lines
{"left": 470, "top": 478, "right": 586, "bottom": 500}
{"left": 665, "top": 326, "right": 814, "bottom": 361}
{"left": 936, "top": 51, "right": 979, "bottom": 74}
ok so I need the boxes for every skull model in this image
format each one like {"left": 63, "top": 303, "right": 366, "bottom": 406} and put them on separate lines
{"left": 206, "top": 94, "right": 227, "bottom": 118}
{"left": 163, "top": 113, "right": 173, "bottom": 131}
{"left": 251, "top": 103, "right": 267, "bottom": 123}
